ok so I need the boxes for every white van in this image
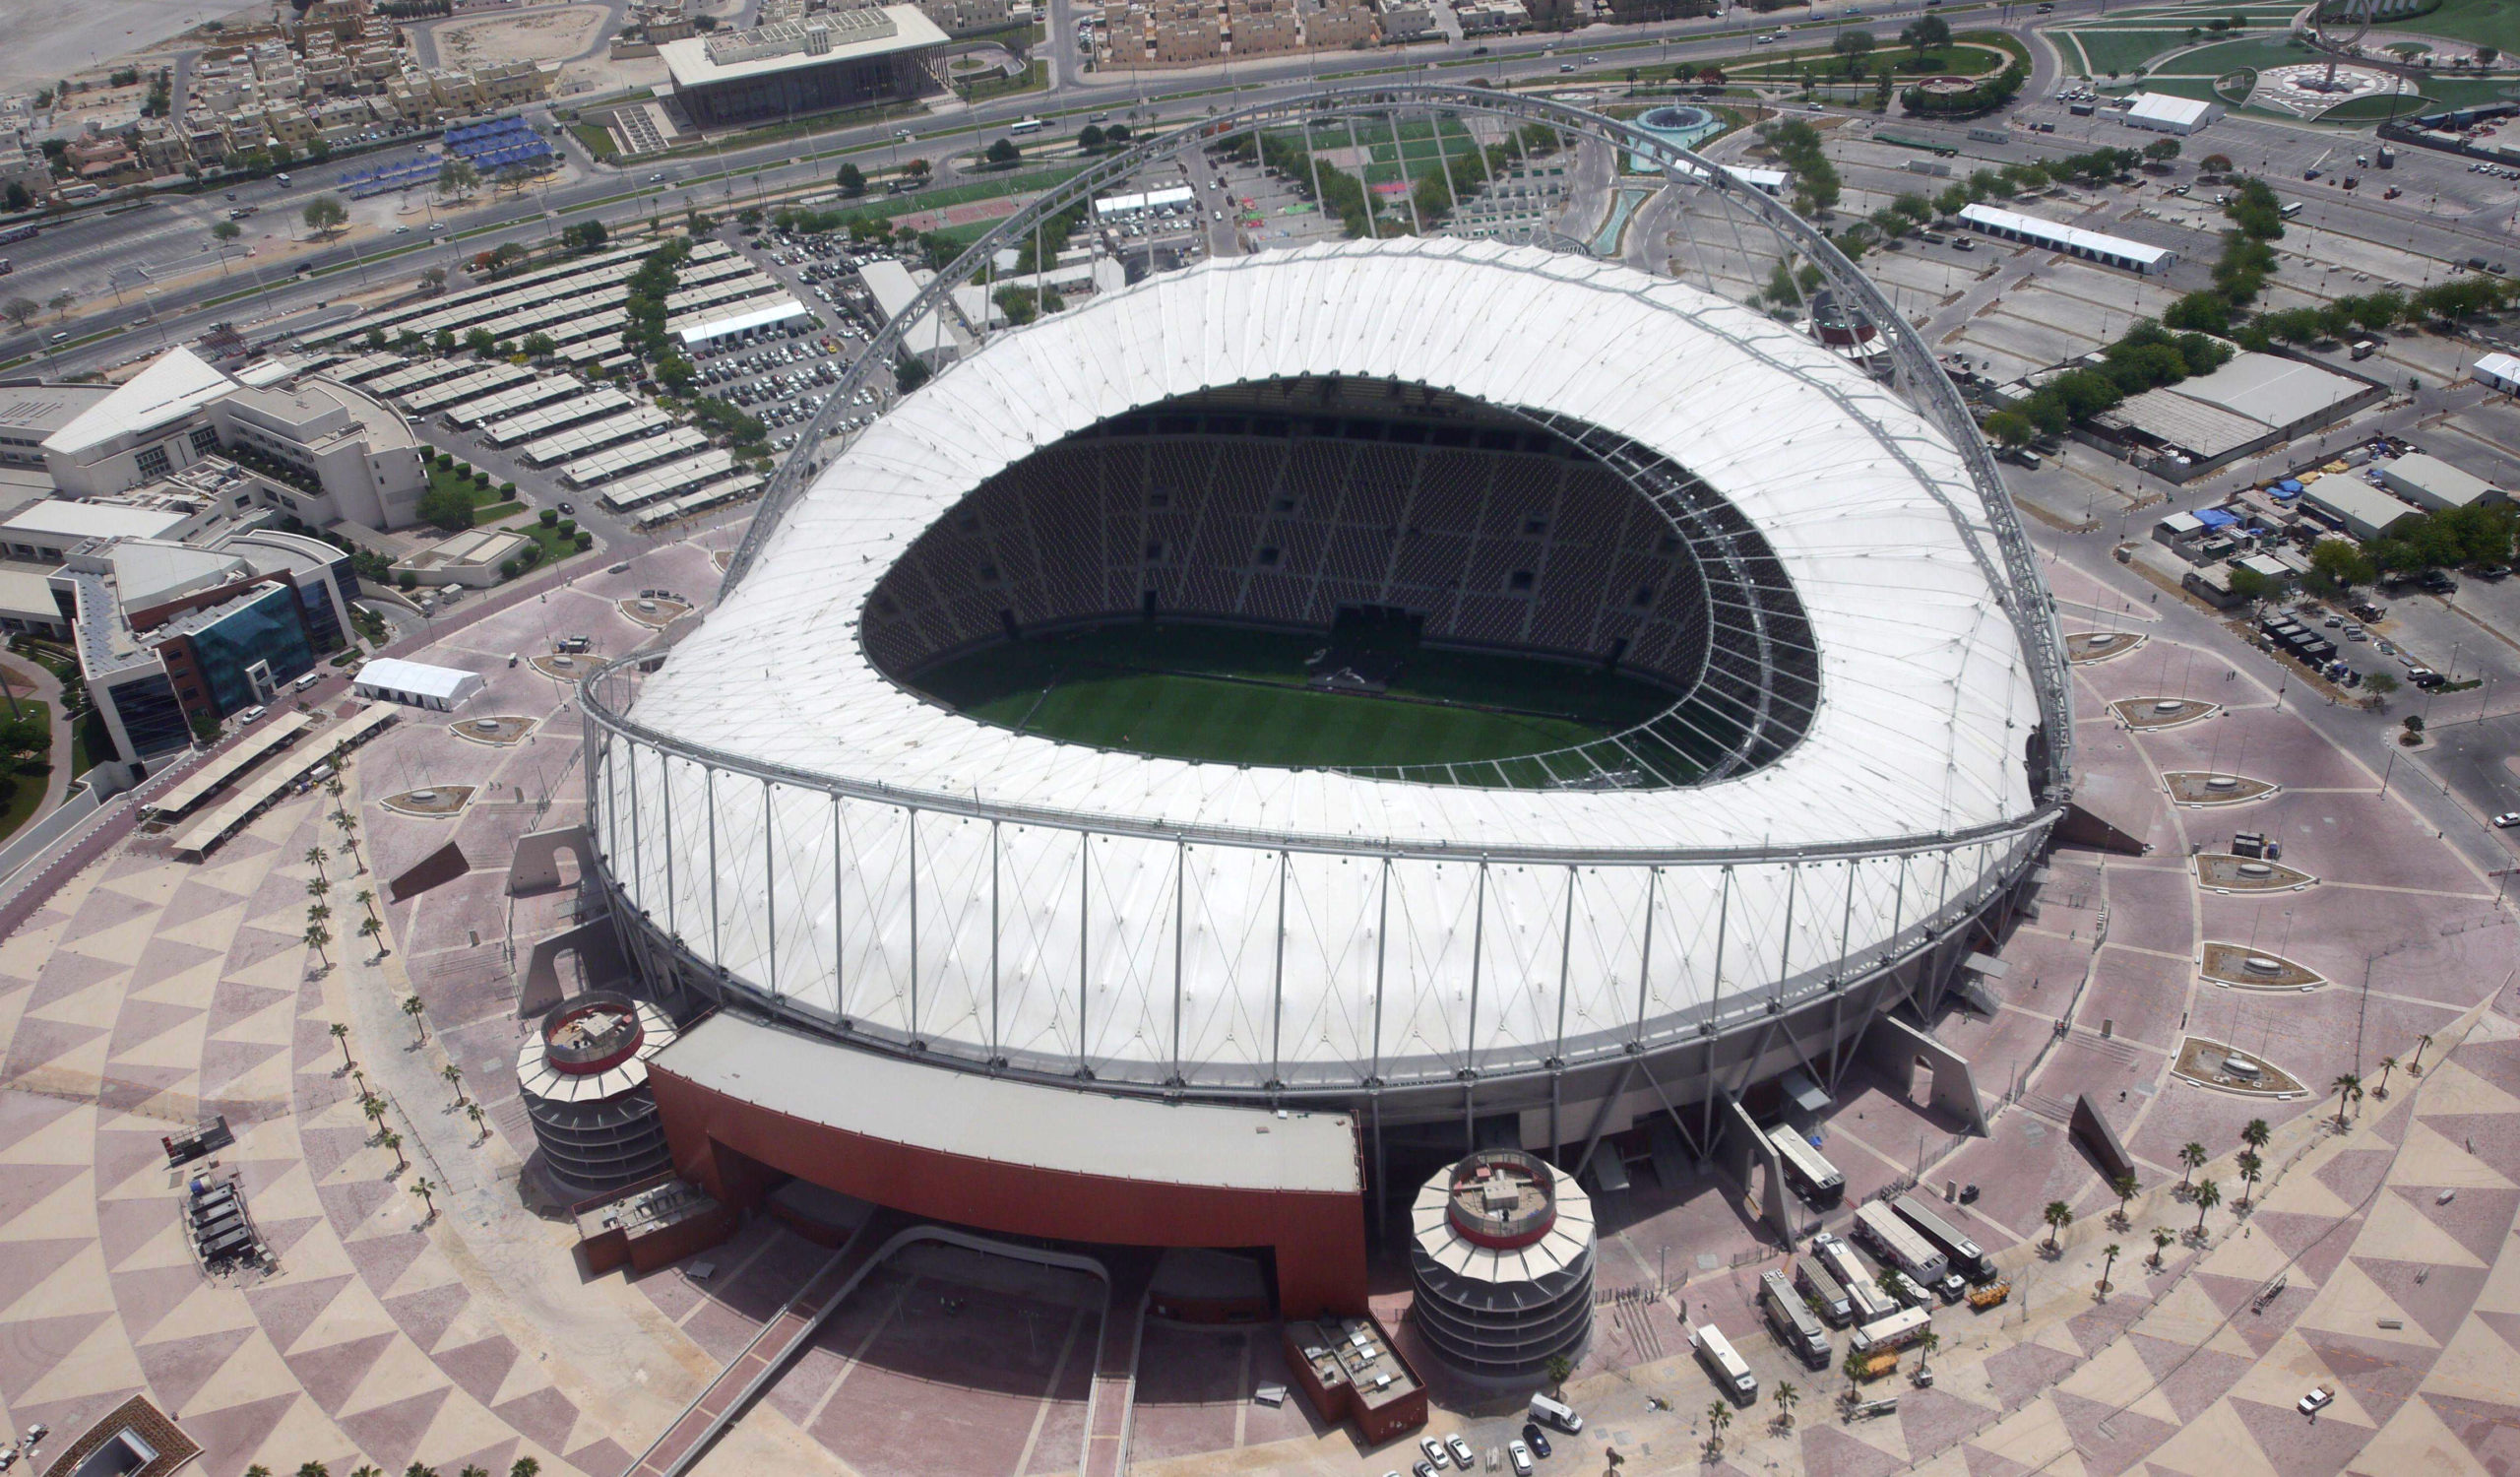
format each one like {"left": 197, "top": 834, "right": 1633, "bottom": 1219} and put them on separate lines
{"left": 293, "top": 672, "right": 322, "bottom": 692}
{"left": 1690, "top": 1324, "right": 1758, "bottom": 1403}
{"left": 1528, "top": 1393, "right": 1582, "bottom": 1433}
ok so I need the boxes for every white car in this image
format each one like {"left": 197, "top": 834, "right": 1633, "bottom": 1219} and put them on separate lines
{"left": 236, "top": 705, "right": 267, "bottom": 725}
{"left": 1445, "top": 1435, "right": 1475, "bottom": 1466}
{"left": 2493, "top": 813, "right": 2520, "bottom": 828}
{"left": 1508, "top": 1441, "right": 1534, "bottom": 1477}
{"left": 2298, "top": 1383, "right": 2334, "bottom": 1415}
{"left": 1418, "top": 1437, "right": 1448, "bottom": 1469}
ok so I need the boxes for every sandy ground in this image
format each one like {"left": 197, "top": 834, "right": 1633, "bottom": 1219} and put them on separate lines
{"left": 0, "top": 0, "right": 272, "bottom": 95}
{"left": 434, "top": 7, "right": 610, "bottom": 69}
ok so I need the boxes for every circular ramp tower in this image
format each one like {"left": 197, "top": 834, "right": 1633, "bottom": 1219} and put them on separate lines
{"left": 1408, "top": 1150, "right": 1596, "bottom": 1381}
{"left": 516, "top": 994, "right": 679, "bottom": 1199}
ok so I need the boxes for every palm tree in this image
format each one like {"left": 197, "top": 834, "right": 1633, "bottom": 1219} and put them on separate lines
{"left": 2236, "top": 1149, "right": 2263, "bottom": 1206}
{"left": 443, "top": 1063, "right": 466, "bottom": 1107}
{"left": 304, "top": 844, "right": 328, "bottom": 880}
{"left": 405, "top": 1461, "right": 436, "bottom": 1477}
{"left": 1544, "top": 1351, "right": 1572, "bottom": 1393}
{"left": 2043, "top": 1199, "right": 2073, "bottom": 1251}
{"left": 2241, "top": 1117, "right": 2272, "bottom": 1155}
{"left": 509, "top": 1459, "right": 540, "bottom": 1477}
{"left": 2331, "top": 1072, "right": 2363, "bottom": 1130}
{"left": 336, "top": 810, "right": 365, "bottom": 871}
{"left": 403, "top": 994, "right": 427, "bottom": 1043}
{"left": 2110, "top": 1173, "right": 2139, "bottom": 1225}
{"left": 359, "top": 1090, "right": 387, "bottom": 1125}
{"left": 1773, "top": 1380, "right": 1799, "bottom": 1431}
{"left": 351, "top": 1467, "right": 383, "bottom": 1477}
{"left": 379, "top": 1127, "right": 405, "bottom": 1172}
{"left": 306, "top": 901, "right": 331, "bottom": 929}
{"left": 465, "top": 1101, "right": 488, "bottom": 1141}
{"left": 2099, "top": 1243, "right": 2121, "bottom": 1297}
{"left": 1703, "top": 1399, "right": 1732, "bottom": 1455}
{"left": 1916, "top": 1329, "right": 1939, "bottom": 1377}
{"left": 330, "top": 1021, "right": 353, "bottom": 1071}
{"left": 2408, "top": 1033, "right": 2434, "bottom": 1077}
{"left": 2177, "top": 1141, "right": 2207, "bottom": 1189}
{"left": 359, "top": 914, "right": 387, "bottom": 958}
{"left": 2373, "top": 1055, "right": 2399, "bottom": 1100}
{"left": 297, "top": 1462, "right": 331, "bottom": 1477}
{"left": 410, "top": 1177, "right": 437, "bottom": 1220}
{"left": 2151, "top": 1226, "right": 2175, "bottom": 1267}
{"left": 306, "top": 871, "right": 330, "bottom": 901}
{"left": 303, "top": 922, "right": 332, "bottom": 968}
{"left": 2192, "top": 1177, "right": 2222, "bottom": 1236}
{"left": 354, "top": 887, "right": 379, "bottom": 924}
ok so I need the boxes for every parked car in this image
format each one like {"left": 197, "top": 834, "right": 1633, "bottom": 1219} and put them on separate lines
{"left": 1522, "top": 1424, "right": 1552, "bottom": 1458}
{"left": 1418, "top": 1438, "right": 1448, "bottom": 1470}
{"left": 1446, "top": 1435, "right": 1475, "bottom": 1466}
{"left": 2492, "top": 813, "right": 2520, "bottom": 828}
{"left": 2299, "top": 1384, "right": 2335, "bottom": 1415}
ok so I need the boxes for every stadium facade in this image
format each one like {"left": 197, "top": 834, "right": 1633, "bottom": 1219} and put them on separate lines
{"left": 579, "top": 229, "right": 2067, "bottom": 1316}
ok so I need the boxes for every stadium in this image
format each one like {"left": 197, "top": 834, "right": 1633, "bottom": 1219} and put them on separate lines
{"left": 575, "top": 91, "right": 2071, "bottom": 1326}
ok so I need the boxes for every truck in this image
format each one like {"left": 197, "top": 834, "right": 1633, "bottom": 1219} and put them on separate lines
{"left": 1765, "top": 1124, "right": 1845, "bottom": 1205}
{"left": 1691, "top": 1323, "right": 1759, "bottom": 1403}
{"left": 1760, "top": 1270, "right": 1831, "bottom": 1368}
{"left": 1814, "top": 1232, "right": 1898, "bottom": 1323}
{"left": 1966, "top": 1280, "right": 2011, "bottom": 1311}
{"left": 1849, "top": 1305, "right": 1932, "bottom": 1354}
{"left": 1893, "top": 1195, "right": 1996, "bottom": 1285}
{"left": 1855, "top": 1201, "right": 1960, "bottom": 1301}
{"left": 1528, "top": 1393, "right": 1583, "bottom": 1434}
{"left": 1796, "top": 1254, "right": 1854, "bottom": 1326}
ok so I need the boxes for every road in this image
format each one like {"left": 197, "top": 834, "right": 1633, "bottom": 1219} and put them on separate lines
{"left": 0, "top": 0, "right": 2222, "bottom": 377}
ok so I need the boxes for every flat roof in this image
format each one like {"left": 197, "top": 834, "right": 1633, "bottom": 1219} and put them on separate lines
{"left": 0, "top": 568, "right": 54, "bottom": 617}
{"left": 1957, "top": 203, "right": 2173, "bottom": 267}
{"left": 0, "top": 382, "right": 112, "bottom": 436}
{"left": 2174, "top": 352, "right": 2364, "bottom": 429}
{"left": 655, "top": 1010, "right": 1361, "bottom": 1193}
{"left": 41, "top": 348, "right": 237, "bottom": 457}
{"left": 148, "top": 710, "right": 314, "bottom": 818}
{"left": 352, "top": 656, "right": 477, "bottom": 699}
{"left": 660, "top": 4, "right": 946, "bottom": 88}
{"left": 675, "top": 297, "right": 811, "bottom": 347}
{"left": 2, "top": 499, "right": 194, "bottom": 543}
{"left": 2303, "top": 479, "right": 2419, "bottom": 532}
{"left": 2476, "top": 352, "right": 2520, "bottom": 383}
{"left": 2380, "top": 451, "right": 2501, "bottom": 506}
{"left": 859, "top": 259, "right": 955, "bottom": 354}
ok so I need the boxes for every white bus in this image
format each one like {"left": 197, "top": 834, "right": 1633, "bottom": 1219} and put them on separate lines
{"left": 1849, "top": 1305, "right": 1931, "bottom": 1354}
{"left": 1759, "top": 1270, "right": 1830, "bottom": 1368}
{"left": 1764, "top": 1124, "right": 1845, "bottom": 1204}
{"left": 1894, "top": 1194, "right": 1994, "bottom": 1284}
{"left": 1010, "top": 116, "right": 1045, "bottom": 135}
{"left": 1690, "top": 1323, "right": 1758, "bottom": 1403}
{"left": 1855, "top": 1202, "right": 1958, "bottom": 1300}
{"left": 1813, "top": 1232, "right": 1897, "bottom": 1323}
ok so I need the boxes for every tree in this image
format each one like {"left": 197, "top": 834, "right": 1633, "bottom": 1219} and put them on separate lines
{"left": 464, "top": 327, "right": 497, "bottom": 357}
{"left": 2200, "top": 153, "right": 2234, "bottom": 173}
{"left": 1834, "top": 29, "right": 1876, "bottom": 76}
{"left": 561, "top": 220, "right": 607, "bottom": 253}
{"left": 2365, "top": 670, "right": 2399, "bottom": 698}
{"left": 836, "top": 161, "right": 867, "bottom": 197}
{"left": 1983, "top": 410, "right": 2035, "bottom": 449}
{"left": 47, "top": 291, "right": 75, "bottom": 322}
{"left": 2240, "top": 1117, "right": 2271, "bottom": 1156}
{"left": 2372, "top": 1054, "right": 2399, "bottom": 1100}
{"left": 897, "top": 357, "right": 932, "bottom": 395}
{"left": 1916, "top": 1329, "right": 1939, "bottom": 1376}
{"left": 1773, "top": 1380, "right": 1799, "bottom": 1432}
{"left": 214, "top": 220, "right": 243, "bottom": 246}
{"left": 301, "top": 194, "right": 348, "bottom": 235}
{"left": 2236, "top": 1149, "right": 2262, "bottom": 1205}
{"left": 2150, "top": 1226, "right": 2175, "bottom": 1266}
{"left": 410, "top": 1176, "right": 437, "bottom": 1220}
{"left": 522, "top": 332, "right": 556, "bottom": 361}
{"left": 985, "top": 137, "right": 1021, "bottom": 166}
{"left": 298, "top": 1463, "right": 331, "bottom": 1477}
{"left": 418, "top": 267, "right": 448, "bottom": 298}
{"left": 380, "top": 1127, "right": 405, "bottom": 1173}
{"left": 2228, "top": 564, "right": 2272, "bottom": 604}
{"left": 403, "top": 994, "right": 428, "bottom": 1044}
{"left": 2110, "top": 1174, "right": 2140, "bottom": 1225}
{"left": 512, "top": 1458, "right": 541, "bottom": 1477}
{"left": 2191, "top": 1177, "right": 2221, "bottom": 1235}
{"left": 2331, "top": 1071, "right": 2362, "bottom": 1130}
{"left": 331, "top": 1021, "right": 354, "bottom": 1071}
{"left": 304, "top": 922, "right": 332, "bottom": 967}
{"left": 2099, "top": 1243, "right": 2121, "bottom": 1296}
{"left": 2409, "top": 1033, "right": 2434, "bottom": 1076}
{"left": 417, "top": 482, "right": 474, "bottom": 532}
{"left": 443, "top": 1062, "right": 466, "bottom": 1106}
{"left": 2044, "top": 1199, "right": 2073, "bottom": 1251}
{"left": 359, "top": 914, "right": 386, "bottom": 957}
{"left": 487, "top": 241, "right": 529, "bottom": 280}
{"left": 2177, "top": 1140, "right": 2207, "bottom": 1188}
{"left": 2310, "top": 539, "right": 2375, "bottom": 592}
{"left": 1077, "top": 124, "right": 1105, "bottom": 153}
{"left": 1901, "top": 14, "right": 1951, "bottom": 63}
{"left": 2143, "top": 138, "right": 2181, "bottom": 162}
{"left": 1703, "top": 1399, "right": 1732, "bottom": 1456}
{"left": 1, "top": 297, "right": 35, "bottom": 331}
{"left": 2, "top": 182, "right": 26, "bottom": 213}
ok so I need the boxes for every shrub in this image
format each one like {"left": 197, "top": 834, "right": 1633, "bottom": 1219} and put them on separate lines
{"left": 398, "top": 571, "right": 417, "bottom": 590}
{"left": 499, "top": 558, "right": 522, "bottom": 579}
{"left": 539, "top": 507, "right": 559, "bottom": 527}
{"left": 574, "top": 529, "right": 594, "bottom": 550}
{"left": 472, "top": 469, "right": 489, "bottom": 486}
{"left": 555, "top": 519, "right": 576, "bottom": 539}
{"left": 499, "top": 482, "right": 516, "bottom": 497}
{"left": 520, "top": 542, "right": 543, "bottom": 567}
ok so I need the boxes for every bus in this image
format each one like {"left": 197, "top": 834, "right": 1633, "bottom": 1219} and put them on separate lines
{"left": 2278, "top": 200, "right": 2302, "bottom": 219}
{"left": 1764, "top": 1124, "right": 1845, "bottom": 1205}
{"left": 1759, "top": 1270, "right": 1830, "bottom": 1369}
{"left": 1690, "top": 1323, "right": 1758, "bottom": 1403}
{"left": 1849, "top": 1305, "right": 1931, "bottom": 1354}
{"left": 1855, "top": 1201, "right": 1958, "bottom": 1300}
{"left": 1894, "top": 1195, "right": 1995, "bottom": 1284}
{"left": 1010, "top": 116, "right": 1045, "bottom": 135}
{"left": 1795, "top": 1254, "right": 1853, "bottom": 1326}
{"left": 1813, "top": 1232, "right": 1897, "bottom": 1323}
{"left": 0, "top": 222, "right": 35, "bottom": 246}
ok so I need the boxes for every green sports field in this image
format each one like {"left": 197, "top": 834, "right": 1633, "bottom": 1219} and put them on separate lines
{"left": 912, "top": 623, "right": 1678, "bottom": 774}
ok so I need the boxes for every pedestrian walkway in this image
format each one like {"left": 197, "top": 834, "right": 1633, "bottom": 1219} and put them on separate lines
{"left": 1081, "top": 1251, "right": 1156, "bottom": 1477}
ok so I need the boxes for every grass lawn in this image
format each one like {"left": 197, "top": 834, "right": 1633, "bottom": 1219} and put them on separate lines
{"left": 2315, "top": 91, "right": 2438, "bottom": 121}
{"left": 958, "top": 59, "right": 1047, "bottom": 104}
{"left": 0, "top": 698, "right": 52, "bottom": 846}
{"left": 2153, "top": 33, "right": 2324, "bottom": 77}
{"left": 2385, "top": 0, "right": 2520, "bottom": 56}
{"left": 912, "top": 623, "right": 1676, "bottom": 774}
{"left": 2058, "top": 29, "right": 2199, "bottom": 76}
{"left": 508, "top": 521, "right": 590, "bottom": 569}
{"left": 571, "top": 122, "right": 620, "bottom": 162}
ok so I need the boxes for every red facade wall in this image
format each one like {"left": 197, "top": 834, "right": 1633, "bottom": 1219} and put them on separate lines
{"left": 647, "top": 1066, "right": 1369, "bottom": 1318}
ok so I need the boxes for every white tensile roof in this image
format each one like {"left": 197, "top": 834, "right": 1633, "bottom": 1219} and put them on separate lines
{"left": 2127, "top": 93, "right": 2213, "bottom": 128}
{"left": 611, "top": 238, "right": 2048, "bottom": 1082}
{"left": 352, "top": 657, "right": 476, "bottom": 700}
{"left": 638, "top": 237, "right": 2036, "bottom": 854}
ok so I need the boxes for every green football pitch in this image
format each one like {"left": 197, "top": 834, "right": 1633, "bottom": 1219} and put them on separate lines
{"left": 911, "top": 623, "right": 1679, "bottom": 774}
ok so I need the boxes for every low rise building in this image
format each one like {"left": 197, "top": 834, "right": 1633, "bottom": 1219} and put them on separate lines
{"left": 391, "top": 526, "right": 532, "bottom": 588}
{"left": 2302, "top": 479, "right": 2422, "bottom": 542}
{"left": 2374, "top": 451, "right": 2504, "bottom": 514}
{"left": 659, "top": 8, "right": 948, "bottom": 129}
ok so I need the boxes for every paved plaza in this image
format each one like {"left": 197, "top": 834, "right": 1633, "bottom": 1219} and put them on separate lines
{"left": 0, "top": 496, "right": 2513, "bottom": 1477}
